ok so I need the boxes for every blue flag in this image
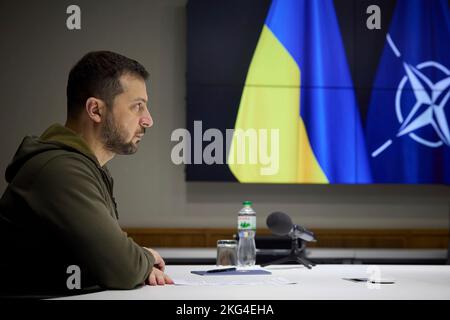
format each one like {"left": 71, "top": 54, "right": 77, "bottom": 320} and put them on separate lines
{"left": 290, "top": 0, "right": 372, "bottom": 183}
{"left": 366, "top": 0, "right": 450, "bottom": 183}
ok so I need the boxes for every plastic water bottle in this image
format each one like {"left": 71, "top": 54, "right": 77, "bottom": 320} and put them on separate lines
{"left": 237, "top": 201, "right": 256, "bottom": 267}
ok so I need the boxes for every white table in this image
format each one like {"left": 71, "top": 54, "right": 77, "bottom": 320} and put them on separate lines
{"left": 56, "top": 264, "right": 450, "bottom": 300}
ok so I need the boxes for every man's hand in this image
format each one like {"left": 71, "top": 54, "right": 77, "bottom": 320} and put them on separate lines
{"left": 147, "top": 267, "right": 174, "bottom": 286}
{"left": 144, "top": 247, "right": 165, "bottom": 271}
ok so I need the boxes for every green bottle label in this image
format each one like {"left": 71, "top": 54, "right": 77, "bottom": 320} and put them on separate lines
{"left": 238, "top": 216, "right": 256, "bottom": 230}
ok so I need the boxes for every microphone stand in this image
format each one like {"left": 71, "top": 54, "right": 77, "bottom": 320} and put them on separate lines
{"left": 261, "top": 228, "right": 316, "bottom": 269}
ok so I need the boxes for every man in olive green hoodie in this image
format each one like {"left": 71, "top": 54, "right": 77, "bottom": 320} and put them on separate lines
{"left": 0, "top": 51, "right": 173, "bottom": 296}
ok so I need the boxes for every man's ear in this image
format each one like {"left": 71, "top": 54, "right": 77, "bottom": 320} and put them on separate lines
{"left": 85, "top": 97, "right": 105, "bottom": 123}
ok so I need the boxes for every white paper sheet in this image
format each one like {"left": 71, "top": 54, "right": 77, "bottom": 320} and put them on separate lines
{"left": 173, "top": 277, "right": 298, "bottom": 286}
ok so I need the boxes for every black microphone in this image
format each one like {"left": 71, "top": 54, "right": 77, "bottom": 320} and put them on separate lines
{"left": 266, "top": 211, "right": 293, "bottom": 236}
{"left": 266, "top": 211, "right": 316, "bottom": 242}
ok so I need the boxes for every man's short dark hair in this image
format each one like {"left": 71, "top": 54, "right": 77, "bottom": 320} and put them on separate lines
{"left": 66, "top": 51, "right": 149, "bottom": 119}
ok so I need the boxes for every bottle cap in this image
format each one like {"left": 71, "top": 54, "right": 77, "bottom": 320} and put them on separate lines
{"left": 242, "top": 200, "right": 252, "bottom": 206}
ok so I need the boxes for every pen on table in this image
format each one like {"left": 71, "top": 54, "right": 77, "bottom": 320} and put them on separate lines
{"left": 205, "top": 267, "right": 237, "bottom": 273}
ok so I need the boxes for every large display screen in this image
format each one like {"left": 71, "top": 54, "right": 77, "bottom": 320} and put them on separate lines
{"left": 183, "top": 0, "right": 450, "bottom": 184}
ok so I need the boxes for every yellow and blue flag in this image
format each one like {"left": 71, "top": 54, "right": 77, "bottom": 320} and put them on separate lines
{"left": 228, "top": 0, "right": 371, "bottom": 183}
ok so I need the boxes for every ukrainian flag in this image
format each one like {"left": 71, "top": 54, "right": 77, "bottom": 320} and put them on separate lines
{"left": 228, "top": 0, "right": 372, "bottom": 183}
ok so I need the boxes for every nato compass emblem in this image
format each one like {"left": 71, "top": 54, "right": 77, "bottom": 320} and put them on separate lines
{"left": 371, "top": 34, "right": 450, "bottom": 158}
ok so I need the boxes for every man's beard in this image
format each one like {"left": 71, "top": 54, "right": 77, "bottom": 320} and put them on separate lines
{"left": 101, "top": 111, "right": 141, "bottom": 155}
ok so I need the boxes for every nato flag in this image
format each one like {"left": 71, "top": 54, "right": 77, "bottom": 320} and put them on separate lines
{"left": 366, "top": 0, "right": 450, "bottom": 183}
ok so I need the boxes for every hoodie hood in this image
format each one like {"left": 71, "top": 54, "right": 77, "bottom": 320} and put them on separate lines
{"left": 5, "top": 124, "right": 99, "bottom": 183}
